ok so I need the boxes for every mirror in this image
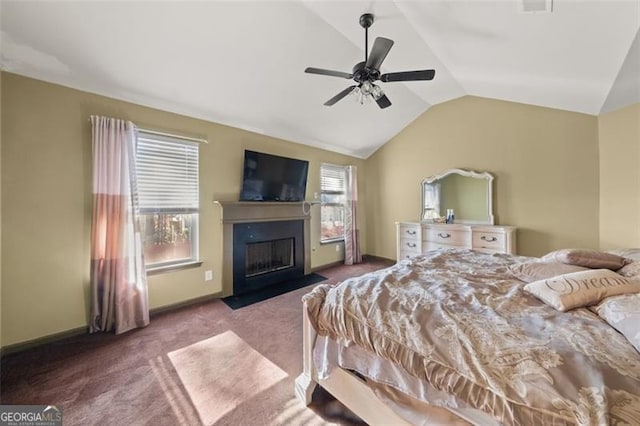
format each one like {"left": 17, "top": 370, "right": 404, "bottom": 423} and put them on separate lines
{"left": 421, "top": 168, "right": 494, "bottom": 225}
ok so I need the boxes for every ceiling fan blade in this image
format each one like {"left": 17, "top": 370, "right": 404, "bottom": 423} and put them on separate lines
{"left": 375, "top": 94, "right": 392, "bottom": 109}
{"left": 365, "top": 37, "right": 394, "bottom": 70}
{"left": 305, "top": 67, "right": 353, "bottom": 79}
{"left": 380, "top": 69, "right": 435, "bottom": 82}
{"left": 324, "top": 86, "right": 356, "bottom": 106}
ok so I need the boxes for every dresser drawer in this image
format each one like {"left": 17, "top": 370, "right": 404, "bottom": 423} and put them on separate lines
{"left": 424, "top": 228, "right": 468, "bottom": 246}
{"left": 398, "top": 224, "right": 420, "bottom": 241}
{"left": 399, "top": 238, "right": 420, "bottom": 253}
{"left": 472, "top": 231, "right": 506, "bottom": 252}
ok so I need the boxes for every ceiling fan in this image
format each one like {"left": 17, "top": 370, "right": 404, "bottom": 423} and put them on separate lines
{"left": 305, "top": 13, "right": 435, "bottom": 109}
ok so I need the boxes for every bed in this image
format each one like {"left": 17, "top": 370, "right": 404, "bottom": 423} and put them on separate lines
{"left": 294, "top": 248, "right": 640, "bottom": 425}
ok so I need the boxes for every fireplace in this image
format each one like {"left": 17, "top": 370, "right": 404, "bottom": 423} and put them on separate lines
{"left": 246, "top": 238, "right": 294, "bottom": 277}
{"left": 233, "top": 220, "right": 304, "bottom": 295}
{"left": 216, "top": 201, "right": 311, "bottom": 297}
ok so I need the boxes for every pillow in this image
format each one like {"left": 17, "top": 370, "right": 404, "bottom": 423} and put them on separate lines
{"left": 523, "top": 269, "right": 640, "bottom": 312}
{"left": 607, "top": 248, "right": 640, "bottom": 262}
{"left": 508, "top": 262, "right": 589, "bottom": 283}
{"left": 617, "top": 260, "right": 640, "bottom": 278}
{"left": 541, "top": 248, "right": 628, "bottom": 270}
{"left": 592, "top": 294, "right": 640, "bottom": 353}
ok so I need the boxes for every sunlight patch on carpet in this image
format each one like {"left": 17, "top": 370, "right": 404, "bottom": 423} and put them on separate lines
{"left": 149, "top": 356, "right": 201, "bottom": 425}
{"left": 168, "top": 330, "right": 288, "bottom": 425}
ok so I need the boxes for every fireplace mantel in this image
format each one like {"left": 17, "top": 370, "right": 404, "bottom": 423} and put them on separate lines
{"left": 215, "top": 201, "right": 311, "bottom": 296}
{"left": 215, "top": 201, "right": 310, "bottom": 224}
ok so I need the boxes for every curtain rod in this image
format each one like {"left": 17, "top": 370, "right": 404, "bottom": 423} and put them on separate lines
{"left": 88, "top": 117, "right": 208, "bottom": 144}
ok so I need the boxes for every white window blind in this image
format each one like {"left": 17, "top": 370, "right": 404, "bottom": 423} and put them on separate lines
{"left": 320, "top": 163, "right": 347, "bottom": 243}
{"left": 136, "top": 132, "right": 199, "bottom": 214}
{"left": 321, "top": 164, "right": 346, "bottom": 194}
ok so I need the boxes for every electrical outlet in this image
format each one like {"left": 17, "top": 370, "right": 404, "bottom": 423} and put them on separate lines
{"left": 205, "top": 270, "right": 213, "bottom": 281}
{"left": 335, "top": 245, "right": 340, "bottom": 252}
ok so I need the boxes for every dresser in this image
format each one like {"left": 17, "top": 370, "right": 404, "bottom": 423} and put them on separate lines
{"left": 396, "top": 222, "right": 516, "bottom": 260}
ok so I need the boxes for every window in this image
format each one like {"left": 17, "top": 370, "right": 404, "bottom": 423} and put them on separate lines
{"left": 136, "top": 131, "right": 199, "bottom": 269}
{"left": 320, "top": 163, "right": 347, "bottom": 243}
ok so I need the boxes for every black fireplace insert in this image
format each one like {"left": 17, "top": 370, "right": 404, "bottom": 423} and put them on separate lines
{"left": 232, "top": 220, "right": 304, "bottom": 295}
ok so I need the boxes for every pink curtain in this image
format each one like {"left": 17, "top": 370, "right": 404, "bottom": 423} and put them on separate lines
{"left": 344, "top": 165, "right": 362, "bottom": 265}
{"left": 90, "top": 116, "right": 149, "bottom": 334}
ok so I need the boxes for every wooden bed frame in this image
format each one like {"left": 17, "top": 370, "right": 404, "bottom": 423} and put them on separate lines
{"left": 294, "top": 302, "right": 412, "bottom": 425}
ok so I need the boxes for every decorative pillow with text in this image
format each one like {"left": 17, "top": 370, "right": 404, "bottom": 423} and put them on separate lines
{"left": 523, "top": 269, "right": 640, "bottom": 312}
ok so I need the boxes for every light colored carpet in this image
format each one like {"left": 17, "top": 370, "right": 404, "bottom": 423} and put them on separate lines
{"left": 168, "top": 330, "right": 288, "bottom": 425}
{"left": 2, "top": 259, "right": 394, "bottom": 425}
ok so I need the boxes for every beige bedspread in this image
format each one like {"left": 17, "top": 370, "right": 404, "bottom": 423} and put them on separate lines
{"left": 303, "top": 249, "right": 640, "bottom": 425}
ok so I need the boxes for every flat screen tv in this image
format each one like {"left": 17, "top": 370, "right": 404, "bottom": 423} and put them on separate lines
{"left": 239, "top": 150, "right": 309, "bottom": 202}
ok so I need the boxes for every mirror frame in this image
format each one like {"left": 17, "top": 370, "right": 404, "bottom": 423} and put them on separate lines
{"left": 420, "top": 168, "right": 495, "bottom": 225}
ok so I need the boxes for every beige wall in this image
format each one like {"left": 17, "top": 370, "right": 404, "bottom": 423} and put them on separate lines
{"left": 2, "top": 71, "right": 637, "bottom": 348}
{"left": 0, "top": 72, "right": 366, "bottom": 347}
{"left": 598, "top": 103, "right": 640, "bottom": 249}
{"left": 365, "top": 96, "right": 600, "bottom": 259}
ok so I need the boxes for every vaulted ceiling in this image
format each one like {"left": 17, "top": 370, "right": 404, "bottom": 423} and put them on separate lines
{"left": 1, "top": 1, "right": 638, "bottom": 158}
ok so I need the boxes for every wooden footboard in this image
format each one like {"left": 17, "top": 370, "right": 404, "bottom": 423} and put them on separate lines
{"left": 294, "top": 302, "right": 317, "bottom": 404}
{"left": 294, "top": 301, "right": 411, "bottom": 425}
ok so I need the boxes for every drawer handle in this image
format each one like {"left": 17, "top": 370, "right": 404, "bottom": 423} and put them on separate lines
{"left": 406, "top": 230, "right": 417, "bottom": 236}
{"left": 438, "top": 233, "right": 451, "bottom": 239}
{"left": 406, "top": 242, "right": 417, "bottom": 248}
{"left": 481, "top": 236, "right": 498, "bottom": 242}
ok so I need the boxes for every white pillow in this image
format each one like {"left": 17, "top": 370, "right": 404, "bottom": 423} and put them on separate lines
{"left": 617, "top": 261, "right": 640, "bottom": 278}
{"left": 592, "top": 294, "right": 640, "bottom": 353}
{"left": 607, "top": 248, "right": 640, "bottom": 262}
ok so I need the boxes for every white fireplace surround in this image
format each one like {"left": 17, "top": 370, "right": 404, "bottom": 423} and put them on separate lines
{"left": 215, "top": 201, "right": 311, "bottom": 297}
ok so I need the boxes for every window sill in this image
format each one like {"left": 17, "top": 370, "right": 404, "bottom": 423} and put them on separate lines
{"left": 146, "top": 260, "right": 203, "bottom": 275}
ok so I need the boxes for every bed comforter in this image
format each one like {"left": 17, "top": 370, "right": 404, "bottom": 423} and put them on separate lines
{"left": 303, "top": 249, "right": 640, "bottom": 425}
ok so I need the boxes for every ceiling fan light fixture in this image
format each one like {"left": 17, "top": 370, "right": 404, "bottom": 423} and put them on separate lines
{"left": 350, "top": 84, "right": 373, "bottom": 105}
{"left": 371, "top": 84, "right": 384, "bottom": 101}
{"left": 361, "top": 80, "right": 373, "bottom": 95}
{"left": 350, "top": 86, "right": 361, "bottom": 103}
